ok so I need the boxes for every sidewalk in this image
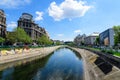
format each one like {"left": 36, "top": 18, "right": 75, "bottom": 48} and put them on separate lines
{"left": 0, "top": 46, "right": 60, "bottom": 64}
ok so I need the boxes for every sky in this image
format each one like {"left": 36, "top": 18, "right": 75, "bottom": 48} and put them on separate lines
{"left": 0, "top": 0, "right": 120, "bottom": 41}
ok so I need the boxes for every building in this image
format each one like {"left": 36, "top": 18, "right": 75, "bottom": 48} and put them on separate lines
{"left": 99, "top": 28, "right": 114, "bottom": 46}
{"left": 53, "top": 40, "right": 64, "bottom": 45}
{"left": 74, "top": 34, "right": 86, "bottom": 46}
{"left": 18, "top": 13, "right": 49, "bottom": 40}
{"left": 84, "top": 32, "right": 99, "bottom": 45}
{"left": 0, "top": 9, "right": 6, "bottom": 38}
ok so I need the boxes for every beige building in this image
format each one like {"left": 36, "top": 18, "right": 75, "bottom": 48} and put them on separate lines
{"left": 84, "top": 32, "right": 99, "bottom": 45}
{"left": 74, "top": 34, "right": 86, "bottom": 46}
{"left": 0, "top": 9, "right": 6, "bottom": 38}
{"left": 18, "top": 13, "right": 49, "bottom": 40}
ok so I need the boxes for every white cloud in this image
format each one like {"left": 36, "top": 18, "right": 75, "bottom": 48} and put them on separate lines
{"left": 48, "top": 0, "right": 92, "bottom": 21}
{"left": 74, "top": 29, "right": 81, "bottom": 33}
{"left": 57, "top": 34, "right": 64, "bottom": 37}
{"left": 7, "top": 21, "right": 17, "bottom": 29}
{"left": 0, "top": 0, "right": 31, "bottom": 8}
{"left": 35, "top": 11, "right": 43, "bottom": 21}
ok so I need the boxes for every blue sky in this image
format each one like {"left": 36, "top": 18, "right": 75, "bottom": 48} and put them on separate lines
{"left": 0, "top": 0, "right": 120, "bottom": 41}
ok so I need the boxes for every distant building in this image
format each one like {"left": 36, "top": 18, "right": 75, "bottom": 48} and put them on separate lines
{"left": 84, "top": 32, "right": 99, "bottom": 45}
{"left": 0, "top": 9, "right": 6, "bottom": 38}
{"left": 53, "top": 40, "right": 64, "bottom": 45}
{"left": 74, "top": 34, "right": 86, "bottom": 46}
{"left": 99, "top": 28, "right": 114, "bottom": 46}
{"left": 18, "top": 13, "right": 49, "bottom": 40}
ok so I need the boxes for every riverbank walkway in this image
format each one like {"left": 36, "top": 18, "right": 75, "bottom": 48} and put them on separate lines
{"left": 69, "top": 47, "right": 120, "bottom": 80}
{"left": 0, "top": 46, "right": 60, "bottom": 64}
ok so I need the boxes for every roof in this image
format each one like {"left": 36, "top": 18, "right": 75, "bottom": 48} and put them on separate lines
{"left": 89, "top": 32, "right": 99, "bottom": 36}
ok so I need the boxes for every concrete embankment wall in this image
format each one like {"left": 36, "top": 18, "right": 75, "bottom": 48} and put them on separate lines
{"left": 69, "top": 47, "right": 120, "bottom": 80}
{"left": 0, "top": 46, "right": 61, "bottom": 64}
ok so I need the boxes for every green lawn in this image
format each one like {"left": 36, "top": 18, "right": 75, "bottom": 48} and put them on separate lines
{"left": 113, "top": 52, "right": 120, "bottom": 56}
{"left": 80, "top": 46, "right": 120, "bottom": 57}
{"left": 89, "top": 47, "right": 101, "bottom": 52}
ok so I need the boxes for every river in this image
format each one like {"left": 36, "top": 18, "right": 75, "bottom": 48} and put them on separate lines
{"left": 0, "top": 47, "right": 83, "bottom": 80}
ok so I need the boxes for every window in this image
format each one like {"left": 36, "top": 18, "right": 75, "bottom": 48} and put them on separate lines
{"left": 23, "top": 22, "right": 25, "bottom": 26}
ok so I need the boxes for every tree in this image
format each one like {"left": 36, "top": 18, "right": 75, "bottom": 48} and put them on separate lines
{"left": 47, "top": 40, "right": 53, "bottom": 45}
{"left": 81, "top": 41, "right": 84, "bottom": 45}
{"left": 0, "top": 37, "right": 5, "bottom": 43}
{"left": 14, "top": 27, "right": 32, "bottom": 43}
{"left": 56, "top": 41, "right": 61, "bottom": 45}
{"left": 6, "top": 27, "right": 32, "bottom": 44}
{"left": 113, "top": 26, "right": 120, "bottom": 46}
{"left": 37, "top": 35, "right": 52, "bottom": 45}
{"left": 6, "top": 32, "right": 16, "bottom": 44}
{"left": 0, "top": 37, "right": 5, "bottom": 45}
{"left": 24, "top": 35, "right": 32, "bottom": 44}
{"left": 95, "top": 37, "right": 100, "bottom": 45}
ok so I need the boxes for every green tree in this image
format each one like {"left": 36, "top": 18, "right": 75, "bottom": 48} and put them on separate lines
{"left": 6, "top": 32, "right": 16, "bottom": 44}
{"left": 95, "top": 37, "right": 100, "bottom": 45}
{"left": 0, "top": 37, "right": 5, "bottom": 43}
{"left": 0, "top": 37, "right": 5, "bottom": 45}
{"left": 14, "top": 27, "right": 32, "bottom": 43}
{"left": 24, "top": 35, "right": 32, "bottom": 44}
{"left": 47, "top": 39, "right": 53, "bottom": 45}
{"left": 81, "top": 41, "right": 84, "bottom": 45}
{"left": 37, "top": 35, "right": 52, "bottom": 45}
{"left": 6, "top": 27, "right": 32, "bottom": 44}
{"left": 113, "top": 26, "right": 120, "bottom": 46}
{"left": 56, "top": 41, "right": 61, "bottom": 45}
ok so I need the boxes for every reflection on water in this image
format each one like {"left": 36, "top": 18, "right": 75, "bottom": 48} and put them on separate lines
{"left": 0, "top": 47, "right": 83, "bottom": 80}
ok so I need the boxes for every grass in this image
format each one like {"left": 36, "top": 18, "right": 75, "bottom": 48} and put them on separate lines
{"left": 0, "top": 48, "right": 11, "bottom": 50}
{"left": 113, "top": 52, "right": 120, "bottom": 56}
{"left": 101, "top": 49, "right": 120, "bottom": 57}
{"left": 79, "top": 46, "right": 120, "bottom": 57}
{"left": 96, "top": 48, "right": 120, "bottom": 57}
{"left": 79, "top": 46, "right": 101, "bottom": 52}
{"left": 89, "top": 47, "right": 101, "bottom": 52}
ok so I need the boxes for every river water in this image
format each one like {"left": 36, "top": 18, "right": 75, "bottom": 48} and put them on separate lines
{"left": 0, "top": 47, "right": 83, "bottom": 80}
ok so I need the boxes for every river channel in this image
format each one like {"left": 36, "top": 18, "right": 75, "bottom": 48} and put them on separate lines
{"left": 0, "top": 47, "right": 83, "bottom": 80}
